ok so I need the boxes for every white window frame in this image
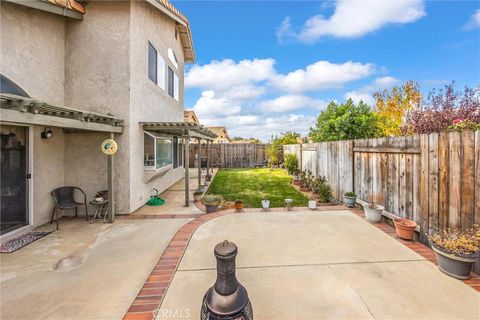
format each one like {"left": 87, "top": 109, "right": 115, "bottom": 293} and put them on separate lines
{"left": 157, "top": 53, "right": 166, "bottom": 90}
{"left": 144, "top": 131, "right": 173, "bottom": 171}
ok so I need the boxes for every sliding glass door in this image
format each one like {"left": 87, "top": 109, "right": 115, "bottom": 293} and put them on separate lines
{"left": 1, "top": 125, "right": 28, "bottom": 235}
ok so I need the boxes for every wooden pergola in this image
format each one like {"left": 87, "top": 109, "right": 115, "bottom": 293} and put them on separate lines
{"left": 140, "top": 122, "right": 217, "bottom": 207}
{"left": 0, "top": 93, "right": 123, "bottom": 223}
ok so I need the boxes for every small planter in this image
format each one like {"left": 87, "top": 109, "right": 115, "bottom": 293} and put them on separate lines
{"left": 299, "top": 186, "right": 310, "bottom": 192}
{"left": 343, "top": 195, "right": 357, "bottom": 208}
{"left": 308, "top": 200, "right": 317, "bottom": 210}
{"left": 261, "top": 200, "right": 270, "bottom": 209}
{"left": 193, "top": 192, "right": 203, "bottom": 202}
{"left": 364, "top": 205, "right": 384, "bottom": 223}
{"left": 205, "top": 204, "right": 218, "bottom": 214}
{"left": 393, "top": 218, "right": 417, "bottom": 240}
{"left": 292, "top": 179, "right": 301, "bottom": 186}
{"left": 234, "top": 200, "right": 244, "bottom": 210}
{"left": 432, "top": 246, "right": 478, "bottom": 280}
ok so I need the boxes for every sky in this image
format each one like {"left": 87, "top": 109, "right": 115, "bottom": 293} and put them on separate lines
{"left": 175, "top": 0, "right": 480, "bottom": 142}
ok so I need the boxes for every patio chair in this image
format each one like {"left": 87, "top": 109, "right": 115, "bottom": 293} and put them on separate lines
{"left": 50, "top": 186, "right": 89, "bottom": 230}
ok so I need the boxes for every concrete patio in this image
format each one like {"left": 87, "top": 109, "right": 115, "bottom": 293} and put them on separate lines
{"left": 159, "top": 210, "right": 479, "bottom": 319}
{"left": 0, "top": 218, "right": 190, "bottom": 320}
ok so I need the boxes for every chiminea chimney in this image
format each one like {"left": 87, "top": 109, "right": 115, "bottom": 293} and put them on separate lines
{"left": 201, "top": 240, "right": 253, "bottom": 320}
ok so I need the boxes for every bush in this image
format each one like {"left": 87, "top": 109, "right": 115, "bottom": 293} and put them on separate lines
{"left": 284, "top": 154, "right": 299, "bottom": 175}
{"left": 403, "top": 83, "right": 480, "bottom": 134}
{"left": 202, "top": 195, "right": 223, "bottom": 206}
{"left": 309, "top": 99, "right": 381, "bottom": 142}
{"left": 312, "top": 176, "right": 333, "bottom": 202}
{"left": 430, "top": 228, "right": 480, "bottom": 256}
{"left": 344, "top": 192, "right": 356, "bottom": 197}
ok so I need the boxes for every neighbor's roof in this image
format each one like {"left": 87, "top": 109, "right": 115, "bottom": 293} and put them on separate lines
{"left": 184, "top": 110, "right": 199, "bottom": 124}
{"left": 207, "top": 126, "right": 231, "bottom": 141}
{"left": 42, "top": 0, "right": 195, "bottom": 63}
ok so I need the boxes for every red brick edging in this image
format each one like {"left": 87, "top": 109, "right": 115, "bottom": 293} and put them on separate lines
{"left": 124, "top": 207, "right": 479, "bottom": 319}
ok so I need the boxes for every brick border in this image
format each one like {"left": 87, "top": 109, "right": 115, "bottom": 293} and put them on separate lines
{"left": 124, "top": 208, "right": 479, "bottom": 320}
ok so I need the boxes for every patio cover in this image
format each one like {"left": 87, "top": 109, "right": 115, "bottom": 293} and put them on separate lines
{"left": 0, "top": 93, "right": 123, "bottom": 223}
{"left": 140, "top": 121, "right": 217, "bottom": 207}
{"left": 0, "top": 93, "right": 123, "bottom": 133}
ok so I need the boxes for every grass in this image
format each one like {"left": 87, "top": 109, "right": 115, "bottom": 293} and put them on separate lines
{"left": 206, "top": 168, "right": 308, "bottom": 208}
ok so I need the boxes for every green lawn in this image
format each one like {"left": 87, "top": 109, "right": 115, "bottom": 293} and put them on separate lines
{"left": 206, "top": 168, "right": 308, "bottom": 208}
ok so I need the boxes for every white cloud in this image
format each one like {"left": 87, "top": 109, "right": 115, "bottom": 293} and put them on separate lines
{"left": 192, "top": 90, "right": 241, "bottom": 117}
{"left": 463, "top": 9, "right": 480, "bottom": 30}
{"left": 344, "top": 76, "right": 400, "bottom": 106}
{"left": 270, "top": 60, "right": 375, "bottom": 93}
{"left": 185, "top": 59, "right": 276, "bottom": 91}
{"left": 260, "top": 95, "right": 328, "bottom": 112}
{"left": 278, "top": 0, "right": 425, "bottom": 43}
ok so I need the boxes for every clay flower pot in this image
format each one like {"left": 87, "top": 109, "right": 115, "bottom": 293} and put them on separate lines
{"left": 393, "top": 218, "right": 417, "bottom": 240}
{"left": 292, "top": 179, "right": 301, "bottom": 186}
{"left": 234, "top": 200, "right": 244, "bottom": 210}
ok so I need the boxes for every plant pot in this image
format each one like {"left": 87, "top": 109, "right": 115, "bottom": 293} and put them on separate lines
{"left": 432, "top": 246, "right": 478, "bottom": 280}
{"left": 235, "top": 202, "right": 244, "bottom": 210}
{"left": 261, "top": 200, "right": 270, "bottom": 209}
{"left": 292, "top": 180, "right": 301, "bottom": 186}
{"left": 205, "top": 204, "right": 218, "bottom": 214}
{"left": 364, "top": 205, "right": 384, "bottom": 223}
{"left": 308, "top": 200, "right": 317, "bottom": 210}
{"left": 393, "top": 218, "right": 417, "bottom": 240}
{"left": 299, "top": 186, "right": 310, "bottom": 192}
{"left": 343, "top": 195, "right": 357, "bottom": 208}
{"left": 193, "top": 194, "right": 203, "bottom": 202}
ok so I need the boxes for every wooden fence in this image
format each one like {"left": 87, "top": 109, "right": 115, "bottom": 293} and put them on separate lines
{"left": 284, "top": 130, "right": 480, "bottom": 241}
{"left": 188, "top": 143, "right": 267, "bottom": 168}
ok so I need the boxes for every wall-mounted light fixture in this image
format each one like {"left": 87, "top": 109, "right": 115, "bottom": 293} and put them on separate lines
{"left": 41, "top": 127, "right": 53, "bottom": 139}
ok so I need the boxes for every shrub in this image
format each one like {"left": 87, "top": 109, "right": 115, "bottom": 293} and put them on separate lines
{"left": 309, "top": 99, "right": 381, "bottom": 142}
{"left": 430, "top": 228, "right": 480, "bottom": 256}
{"left": 344, "top": 192, "right": 357, "bottom": 197}
{"left": 312, "top": 176, "right": 333, "bottom": 203}
{"left": 403, "top": 83, "right": 480, "bottom": 134}
{"left": 367, "top": 193, "right": 384, "bottom": 209}
{"left": 284, "top": 154, "right": 299, "bottom": 175}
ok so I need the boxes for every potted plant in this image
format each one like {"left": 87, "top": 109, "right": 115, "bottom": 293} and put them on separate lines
{"left": 94, "top": 192, "right": 104, "bottom": 203}
{"left": 205, "top": 173, "right": 212, "bottom": 182}
{"left": 430, "top": 228, "right": 479, "bottom": 280}
{"left": 261, "top": 199, "right": 270, "bottom": 209}
{"left": 364, "top": 193, "right": 384, "bottom": 223}
{"left": 343, "top": 192, "right": 357, "bottom": 208}
{"left": 193, "top": 190, "right": 203, "bottom": 202}
{"left": 202, "top": 195, "right": 223, "bottom": 214}
{"left": 394, "top": 218, "right": 417, "bottom": 240}
{"left": 308, "top": 196, "right": 317, "bottom": 210}
{"left": 234, "top": 199, "right": 244, "bottom": 210}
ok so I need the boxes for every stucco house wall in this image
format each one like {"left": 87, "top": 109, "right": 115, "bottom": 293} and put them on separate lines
{"left": 0, "top": 3, "right": 67, "bottom": 227}
{"left": 64, "top": 1, "right": 132, "bottom": 214}
{"left": 128, "top": 1, "right": 186, "bottom": 211}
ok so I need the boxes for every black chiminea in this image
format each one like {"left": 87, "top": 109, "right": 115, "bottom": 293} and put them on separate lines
{"left": 201, "top": 240, "right": 253, "bottom": 320}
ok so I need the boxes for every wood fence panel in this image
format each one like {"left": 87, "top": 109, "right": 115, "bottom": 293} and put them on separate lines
{"left": 189, "top": 143, "right": 267, "bottom": 168}
{"left": 284, "top": 130, "right": 478, "bottom": 242}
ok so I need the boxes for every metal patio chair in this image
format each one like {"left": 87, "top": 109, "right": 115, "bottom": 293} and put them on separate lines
{"left": 51, "top": 186, "right": 89, "bottom": 230}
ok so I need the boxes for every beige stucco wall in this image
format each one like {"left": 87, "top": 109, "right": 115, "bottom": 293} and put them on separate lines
{"left": 0, "top": 2, "right": 65, "bottom": 106}
{"left": 64, "top": 1, "right": 132, "bottom": 214}
{"left": 32, "top": 127, "right": 65, "bottom": 226}
{"left": 128, "top": 1, "right": 186, "bottom": 211}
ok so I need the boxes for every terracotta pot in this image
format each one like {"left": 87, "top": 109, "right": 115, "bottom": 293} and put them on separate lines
{"left": 235, "top": 202, "right": 244, "bottom": 210}
{"left": 393, "top": 218, "right": 417, "bottom": 240}
{"left": 299, "top": 186, "right": 310, "bottom": 192}
{"left": 432, "top": 246, "right": 478, "bottom": 280}
{"left": 292, "top": 180, "right": 301, "bottom": 186}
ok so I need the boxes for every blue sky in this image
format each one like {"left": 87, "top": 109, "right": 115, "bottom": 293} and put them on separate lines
{"left": 175, "top": 0, "right": 480, "bottom": 141}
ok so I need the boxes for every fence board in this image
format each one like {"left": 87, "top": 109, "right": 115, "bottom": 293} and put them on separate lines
{"left": 189, "top": 143, "right": 267, "bottom": 168}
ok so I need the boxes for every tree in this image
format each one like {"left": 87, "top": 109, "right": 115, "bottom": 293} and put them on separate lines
{"left": 403, "top": 83, "right": 480, "bottom": 134}
{"left": 266, "top": 131, "right": 301, "bottom": 166}
{"left": 373, "top": 81, "right": 421, "bottom": 136}
{"left": 309, "top": 99, "right": 380, "bottom": 142}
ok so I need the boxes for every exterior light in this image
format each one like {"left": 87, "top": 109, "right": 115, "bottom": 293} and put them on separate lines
{"left": 41, "top": 127, "right": 53, "bottom": 139}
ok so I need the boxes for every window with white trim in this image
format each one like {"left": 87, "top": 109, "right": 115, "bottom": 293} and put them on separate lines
{"left": 148, "top": 42, "right": 166, "bottom": 90}
{"left": 144, "top": 132, "right": 173, "bottom": 170}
